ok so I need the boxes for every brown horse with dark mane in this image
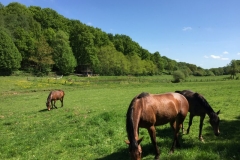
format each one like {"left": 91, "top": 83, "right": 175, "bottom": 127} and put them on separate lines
{"left": 46, "top": 90, "right": 65, "bottom": 111}
{"left": 175, "top": 90, "right": 220, "bottom": 141}
{"left": 125, "top": 92, "right": 189, "bottom": 160}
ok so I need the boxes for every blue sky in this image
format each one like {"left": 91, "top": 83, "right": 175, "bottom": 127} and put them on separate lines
{"left": 2, "top": 0, "right": 240, "bottom": 69}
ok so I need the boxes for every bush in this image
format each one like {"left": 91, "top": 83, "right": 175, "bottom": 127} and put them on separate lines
{"left": 172, "top": 70, "right": 185, "bottom": 83}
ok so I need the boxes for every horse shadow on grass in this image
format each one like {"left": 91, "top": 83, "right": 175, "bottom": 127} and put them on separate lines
{"left": 39, "top": 109, "right": 48, "bottom": 112}
{"left": 96, "top": 126, "right": 191, "bottom": 160}
{"left": 95, "top": 148, "right": 129, "bottom": 160}
{"left": 38, "top": 108, "right": 62, "bottom": 112}
{"left": 202, "top": 115, "right": 240, "bottom": 159}
{"left": 96, "top": 116, "right": 240, "bottom": 160}
{"left": 181, "top": 115, "right": 240, "bottom": 159}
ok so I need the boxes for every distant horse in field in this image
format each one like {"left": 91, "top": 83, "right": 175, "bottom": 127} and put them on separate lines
{"left": 175, "top": 90, "right": 220, "bottom": 141}
{"left": 125, "top": 92, "right": 189, "bottom": 160}
{"left": 46, "top": 90, "right": 65, "bottom": 111}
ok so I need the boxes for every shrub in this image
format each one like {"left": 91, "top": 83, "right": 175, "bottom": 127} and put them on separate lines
{"left": 172, "top": 70, "right": 185, "bottom": 83}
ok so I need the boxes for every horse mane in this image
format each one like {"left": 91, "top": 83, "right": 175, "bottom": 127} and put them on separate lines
{"left": 126, "top": 98, "right": 138, "bottom": 150}
{"left": 137, "top": 92, "right": 149, "bottom": 98}
{"left": 47, "top": 91, "right": 53, "bottom": 102}
{"left": 194, "top": 93, "right": 215, "bottom": 114}
{"left": 126, "top": 92, "right": 149, "bottom": 150}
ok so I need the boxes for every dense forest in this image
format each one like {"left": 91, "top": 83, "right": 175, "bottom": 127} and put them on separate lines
{"left": 0, "top": 2, "right": 239, "bottom": 77}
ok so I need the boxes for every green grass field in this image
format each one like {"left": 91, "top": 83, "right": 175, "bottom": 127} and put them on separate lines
{"left": 0, "top": 75, "right": 240, "bottom": 160}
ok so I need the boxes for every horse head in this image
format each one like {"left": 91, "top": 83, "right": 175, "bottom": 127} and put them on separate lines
{"left": 210, "top": 110, "right": 220, "bottom": 136}
{"left": 125, "top": 138, "right": 143, "bottom": 160}
{"left": 46, "top": 102, "right": 51, "bottom": 111}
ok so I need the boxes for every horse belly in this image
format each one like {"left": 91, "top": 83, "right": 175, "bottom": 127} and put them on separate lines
{"left": 154, "top": 116, "right": 176, "bottom": 126}
{"left": 154, "top": 105, "right": 179, "bottom": 126}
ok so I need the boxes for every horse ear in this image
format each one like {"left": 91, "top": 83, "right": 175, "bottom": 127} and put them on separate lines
{"left": 125, "top": 140, "right": 130, "bottom": 145}
{"left": 137, "top": 137, "right": 144, "bottom": 144}
{"left": 193, "top": 93, "right": 199, "bottom": 97}
{"left": 216, "top": 110, "right": 220, "bottom": 115}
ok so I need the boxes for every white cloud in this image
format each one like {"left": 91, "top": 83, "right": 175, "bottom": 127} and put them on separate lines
{"left": 204, "top": 55, "right": 209, "bottom": 58}
{"left": 182, "top": 27, "right": 192, "bottom": 31}
{"left": 210, "top": 55, "right": 221, "bottom": 59}
{"left": 210, "top": 55, "right": 229, "bottom": 60}
{"left": 223, "top": 51, "right": 229, "bottom": 54}
{"left": 221, "top": 58, "right": 229, "bottom": 60}
{"left": 237, "top": 52, "right": 240, "bottom": 55}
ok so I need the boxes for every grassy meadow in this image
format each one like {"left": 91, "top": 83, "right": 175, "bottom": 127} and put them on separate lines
{"left": 0, "top": 75, "right": 240, "bottom": 160}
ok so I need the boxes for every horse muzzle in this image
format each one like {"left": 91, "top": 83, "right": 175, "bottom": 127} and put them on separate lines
{"left": 215, "top": 131, "right": 220, "bottom": 136}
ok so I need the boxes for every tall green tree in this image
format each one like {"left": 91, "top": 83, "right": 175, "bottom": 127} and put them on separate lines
{"left": 12, "top": 27, "right": 35, "bottom": 69}
{"left": 229, "top": 60, "right": 238, "bottom": 79}
{"left": 52, "top": 30, "right": 77, "bottom": 75}
{"left": 0, "top": 3, "right": 4, "bottom": 27}
{"left": 151, "top": 51, "right": 164, "bottom": 74}
{"left": 3, "top": 2, "right": 32, "bottom": 33}
{"left": 128, "top": 54, "right": 143, "bottom": 75}
{"left": 70, "top": 23, "right": 98, "bottom": 71}
{"left": 29, "top": 36, "right": 54, "bottom": 74}
{"left": 139, "top": 48, "right": 150, "bottom": 60}
{"left": 0, "top": 27, "right": 22, "bottom": 75}
{"left": 97, "top": 45, "right": 129, "bottom": 75}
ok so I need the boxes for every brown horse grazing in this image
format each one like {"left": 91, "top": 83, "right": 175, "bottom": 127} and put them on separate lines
{"left": 175, "top": 90, "right": 220, "bottom": 141}
{"left": 46, "top": 90, "right": 65, "bottom": 111}
{"left": 125, "top": 92, "right": 189, "bottom": 160}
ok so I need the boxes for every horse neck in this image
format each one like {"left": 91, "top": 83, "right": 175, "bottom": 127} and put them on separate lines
{"left": 126, "top": 99, "right": 141, "bottom": 148}
{"left": 47, "top": 92, "right": 52, "bottom": 102}
{"left": 199, "top": 96, "right": 215, "bottom": 117}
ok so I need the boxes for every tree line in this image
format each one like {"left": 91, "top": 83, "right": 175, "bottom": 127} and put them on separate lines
{"left": 0, "top": 2, "right": 239, "bottom": 77}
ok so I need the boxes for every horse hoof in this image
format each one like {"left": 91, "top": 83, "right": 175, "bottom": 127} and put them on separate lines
{"left": 199, "top": 137, "right": 204, "bottom": 142}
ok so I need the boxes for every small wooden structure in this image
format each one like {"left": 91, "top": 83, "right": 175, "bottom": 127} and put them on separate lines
{"left": 76, "top": 64, "right": 92, "bottom": 77}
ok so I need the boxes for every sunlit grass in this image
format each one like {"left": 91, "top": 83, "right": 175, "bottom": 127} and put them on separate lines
{"left": 0, "top": 75, "right": 240, "bottom": 159}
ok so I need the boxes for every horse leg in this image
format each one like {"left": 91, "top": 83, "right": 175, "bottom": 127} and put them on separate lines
{"left": 147, "top": 126, "right": 160, "bottom": 160}
{"left": 199, "top": 115, "right": 206, "bottom": 141}
{"left": 181, "top": 122, "right": 184, "bottom": 134}
{"left": 169, "top": 121, "right": 179, "bottom": 154}
{"left": 187, "top": 114, "right": 194, "bottom": 134}
{"left": 51, "top": 101, "right": 54, "bottom": 109}
{"left": 54, "top": 100, "right": 58, "bottom": 109}
{"left": 61, "top": 98, "right": 63, "bottom": 107}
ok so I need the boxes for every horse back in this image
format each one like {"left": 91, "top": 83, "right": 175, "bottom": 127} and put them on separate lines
{"left": 49, "top": 90, "right": 64, "bottom": 100}
{"left": 175, "top": 90, "right": 207, "bottom": 115}
{"left": 138, "top": 93, "right": 189, "bottom": 126}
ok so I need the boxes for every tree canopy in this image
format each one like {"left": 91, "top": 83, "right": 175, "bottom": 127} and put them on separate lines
{"left": 0, "top": 27, "right": 22, "bottom": 75}
{"left": 0, "top": 2, "right": 239, "bottom": 76}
